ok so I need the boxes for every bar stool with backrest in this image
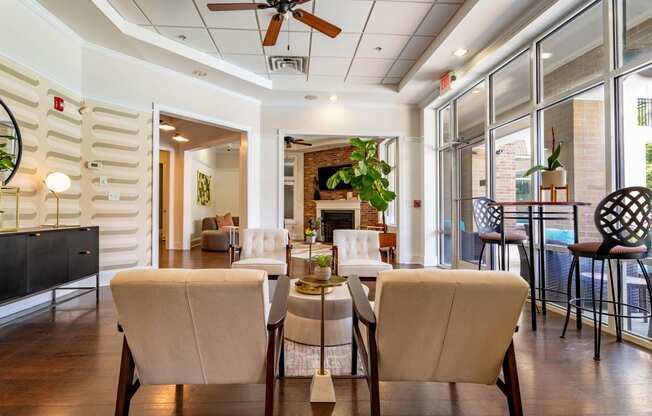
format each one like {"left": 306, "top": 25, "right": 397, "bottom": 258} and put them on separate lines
{"left": 561, "top": 186, "right": 652, "bottom": 360}
{"left": 473, "top": 197, "right": 530, "bottom": 271}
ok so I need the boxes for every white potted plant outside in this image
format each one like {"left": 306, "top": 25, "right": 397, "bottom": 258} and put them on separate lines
{"left": 312, "top": 254, "right": 332, "bottom": 281}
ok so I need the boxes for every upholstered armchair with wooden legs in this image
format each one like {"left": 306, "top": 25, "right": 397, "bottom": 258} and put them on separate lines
{"left": 332, "top": 229, "right": 393, "bottom": 279}
{"left": 110, "top": 269, "right": 290, "bottom": 416}
{"left": 230, "top": 229, "right": 292, "bottom": 279}
{"left": 348, "top": 269, "right": 529, "bottom": 416}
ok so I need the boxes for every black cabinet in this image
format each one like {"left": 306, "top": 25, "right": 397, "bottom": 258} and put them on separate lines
{"left": 0, "top": 234, "right": 27, "bottom": 302}
{"left": 0, "top": 226, "right": 99, "bottom": 305}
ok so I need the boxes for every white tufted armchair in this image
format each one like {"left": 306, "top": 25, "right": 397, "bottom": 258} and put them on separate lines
{"left": 230, "top": 229, "right": 292, "bottom": 278}
{"left": 333, "top": 229, "right": 392, "bottom": 279}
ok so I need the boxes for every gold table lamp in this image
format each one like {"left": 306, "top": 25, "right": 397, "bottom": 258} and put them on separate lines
{"left": 45, "top": 172, "right": 71, "bottom": 228}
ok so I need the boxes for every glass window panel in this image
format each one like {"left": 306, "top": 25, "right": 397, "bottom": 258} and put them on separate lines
{"left": 284, "top": 158, "right": 294, "bottom": 177}
{"left": 459, "top": 142, "right": 487, "bottom": 267}
{"left": 619, "top": 64, "right": 652, "bottom": 339}
{"left": 540, "top": 85, "right": 608, "bottom": 315}
{"left": 284, "top": 184, "right": 294, "bottom": 220}
{"left": 457, "top": 82, "right": 486, "bottom": 143}
{"left": 440, "top": 106, "right": 452, "bottom": 145}
{"left": 539, "top": 1, "right": 604, "bottom": 100}
{"left": 493, "top": 117, "right": 532, "bottom": 204}
{"left": 491, "top": 51, "right": 531, "bottom": 124}
{"left": 440, "top": 149, "right": 453, "bottom": 266}
{"left": 622, "top": 0, "right": 652, "bottom": 65}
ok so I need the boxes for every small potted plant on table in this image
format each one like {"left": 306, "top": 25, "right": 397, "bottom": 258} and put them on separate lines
{"left": 312, "top": 254, "right": 333, "bottom": 281}
{"left": 525, "top": 129, "right": 567, "bottom": 197}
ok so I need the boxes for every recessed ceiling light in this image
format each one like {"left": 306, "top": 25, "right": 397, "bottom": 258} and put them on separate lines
{"left": 453, "top": 48, "right": 468, "bottom": 57}
{"left": 541, "top": 52, "right": 553, "bottom": 60}
{"left": 304, "top": 95, "right": 318, "bottom": 101}
{"left": 472, "top": 89, "right": 481, "bottom": 94}
{"left": 173, "top": 134, "right": 190, "bottom": 143}
{"left": 159, "top": 123, "right": 175, "bottom": 131}
{"left": 329, "top": 95, "right": 338, "bottom": 102}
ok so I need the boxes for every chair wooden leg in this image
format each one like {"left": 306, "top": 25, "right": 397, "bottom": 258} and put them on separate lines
{"left": 115, "top": 337, "right": 138, "bottom": 416}
{"left": 478, "top": 243, "right": 486, "bottom": 271}
{"left": 369, "top": 334, "right": 380, "bottom": 416}
{"left": 501, "top": 341, "right": 523, "bottom": 416}
{"left": 265, "top": 329, "right": 277, "bottom": 416}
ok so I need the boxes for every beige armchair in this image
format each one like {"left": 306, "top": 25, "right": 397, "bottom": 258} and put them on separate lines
{"left": 110, "top": 269, "right": 290, "bottom": 416}
{"left": 230, "top": 229, "right": 292, "bottom": 278}
{"left": 333, "top": 229, "right": 392, "bottom": 279}
{"left": 348, "top": 269, "right": 528, "bottom": 416}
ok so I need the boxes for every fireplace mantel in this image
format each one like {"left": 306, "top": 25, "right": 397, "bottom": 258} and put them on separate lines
{"left": 315, "top": 200, "right": 361, "bottom": 229}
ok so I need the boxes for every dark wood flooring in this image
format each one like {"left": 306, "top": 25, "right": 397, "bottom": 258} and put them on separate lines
{"left": 0, "top": 247, "right": 651, "bottom": 415}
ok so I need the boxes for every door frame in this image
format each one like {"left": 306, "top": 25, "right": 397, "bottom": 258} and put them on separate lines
{"left": 158, "top": 147, "right": 173, "bottom": 250}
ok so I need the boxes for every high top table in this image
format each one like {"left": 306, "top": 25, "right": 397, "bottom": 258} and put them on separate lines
{"left": 489, "top": 201, "right": 590, "bottom": 331}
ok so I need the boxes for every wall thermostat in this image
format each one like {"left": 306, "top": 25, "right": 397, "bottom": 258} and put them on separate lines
{"left": 86, "top": 161, "right": 103, "bottom": 170}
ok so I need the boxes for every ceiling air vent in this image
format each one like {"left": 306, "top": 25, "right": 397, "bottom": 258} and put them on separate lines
{"left": 268, "top": 56, "right": 308, "bottom": 75}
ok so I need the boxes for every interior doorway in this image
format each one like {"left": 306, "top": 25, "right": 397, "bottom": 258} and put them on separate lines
{"left": 155, "top": 112, "right": 247, "bottom": 268}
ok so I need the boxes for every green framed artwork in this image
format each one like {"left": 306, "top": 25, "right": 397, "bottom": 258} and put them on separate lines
{"left": 197, "top": 171, "right": 211, "bottom": 206}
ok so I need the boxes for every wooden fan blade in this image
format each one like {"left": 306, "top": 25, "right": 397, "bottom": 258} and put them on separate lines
{"left": 292, "top": 9, "right": 341, "bottom": 38}
{"left": 207, "top": 3, "right": 270, "bottom": 11}
{"left": 293, "top": 0, "right": 312, "bottom": 4}
{"left": 263, "top": 14, "right": 284, "bottom": 46}
{"left": 294, "top": 142, "right": 313, "bottom": 146}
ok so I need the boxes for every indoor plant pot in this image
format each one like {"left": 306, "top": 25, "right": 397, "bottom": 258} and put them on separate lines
{"left": 541, "top": 169, "right": 567, "bottom": 188}
{"left": 314, "top": 265, "right": 332, "bottom": 281}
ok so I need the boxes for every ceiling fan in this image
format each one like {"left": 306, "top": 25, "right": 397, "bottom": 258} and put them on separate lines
{"left": 206, "top": 1, "right": 342, "bottom": 46}
{"left": 284, "top": 136, "right": 313, "bottom": 148}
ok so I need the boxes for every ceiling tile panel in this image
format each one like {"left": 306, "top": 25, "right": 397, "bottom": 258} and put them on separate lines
{"left": 356, "top": 34, "right": 410, "bottom": 59}
{"left": 157, "top": 27, "right": 217, "bottom": 53}
{"left": 309, "top": 57, "right": 352, "bottom": 77}
{"left": 365, "top": 2, "right": 432, "bottom": 35}
{"left": 196, "top": 0, "right": 260, "bottom": 29}
{"left": 262, "top": 31, "right": 311, "bottom": 56}
{"left": 223, "top": 54, "right": 268, "bottom": 74}
{"left": 387, "top": 59, "right": 416, "bottom": 77}
{"left": 314, "top": 0, "right": 373, "bottom": 33}
{"left": 108, "top": 0, "right": 150, "bottom": 25}
{"left": 416, "top": 3, "right": 460, "bottom": 36}
{"left": 311, "top": 33, "right": 361, "bottom": 58}
{"left": 210, "top": 29, "right": 263, "bottom": 54}
{"left": 134, "top": 0, "right": 204, "bottom": 27}
{"left": 399, "top": 36, "right": 433, "bottom": 60}
{"left": 348, "top": 58, "right": 394, "bottom": 77}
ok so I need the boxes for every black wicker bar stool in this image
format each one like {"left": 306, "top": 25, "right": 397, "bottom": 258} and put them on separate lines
{"left": 473, "top": 197, "right": 529, "bottom": 271}
{"left": 561, "top": 187, "right": 652, "bottom": 360}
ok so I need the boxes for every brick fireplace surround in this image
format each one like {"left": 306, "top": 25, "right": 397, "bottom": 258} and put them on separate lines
{"left": 303, "top": 145, "right": 379, "bottom": 229}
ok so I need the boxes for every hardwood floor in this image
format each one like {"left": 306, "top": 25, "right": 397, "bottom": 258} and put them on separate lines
{"left": 0, "top": 247, "right": 651, "bottom": 415}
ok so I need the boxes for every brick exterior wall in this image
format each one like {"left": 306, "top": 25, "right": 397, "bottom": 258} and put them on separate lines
{"left": 303, "top": 146, "right": 379, "bottom": 229}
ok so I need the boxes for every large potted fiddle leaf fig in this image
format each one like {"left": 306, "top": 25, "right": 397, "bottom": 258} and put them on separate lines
{"left": 326, "top": 138, "right": 396, "bottom": 230}
{"left": 0, "top": 140, "right": 16, "bottom": 184}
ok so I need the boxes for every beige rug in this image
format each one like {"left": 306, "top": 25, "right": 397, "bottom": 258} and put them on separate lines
{"left": 284, "top": 340, "right": 363, "bottom": 377}
{"left": 291, "top": 242, "right": 332, "bottom": 260}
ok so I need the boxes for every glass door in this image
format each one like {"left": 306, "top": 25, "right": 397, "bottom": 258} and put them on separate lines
{"left": 458, "top": 140, "right": 487, "bottom": 268}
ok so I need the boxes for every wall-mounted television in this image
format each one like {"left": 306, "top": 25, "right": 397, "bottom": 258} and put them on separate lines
{"left": 318, "top": 164, "right": 352, "bottom": 190}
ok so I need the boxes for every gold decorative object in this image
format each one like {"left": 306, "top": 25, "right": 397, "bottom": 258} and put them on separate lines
{"left": 0, "top": 186, "right": 20, "bottom": 231}
{"left": 295, "top": 280, "right": 333, "bottom": 295}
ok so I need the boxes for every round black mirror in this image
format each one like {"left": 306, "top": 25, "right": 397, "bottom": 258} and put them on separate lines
{"left": 0, "top": 98, "right": 22, "bottom": 186}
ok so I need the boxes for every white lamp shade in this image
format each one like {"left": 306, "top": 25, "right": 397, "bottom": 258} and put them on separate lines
{"left": 45, "top": 172, "right": 71, "bottom": 193}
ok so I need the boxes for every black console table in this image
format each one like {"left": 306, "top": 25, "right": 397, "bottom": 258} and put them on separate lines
{"left": 0, "top": 226, "right": 99, "bottom": 312}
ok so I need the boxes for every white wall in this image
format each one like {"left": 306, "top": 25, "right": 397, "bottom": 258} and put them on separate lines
{"left": 260, "top": 103, "right": 424, "bottom": 263}
{"left": 213, "top": 152, "right": 241, "bottom": 217}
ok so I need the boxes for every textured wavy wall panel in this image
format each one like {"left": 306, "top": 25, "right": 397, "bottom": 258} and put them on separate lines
{"left": 0, "top": 56, "right": 152, "bottom": 271}
{"left": 82, "top": 102, "right": 151, "bottom": 271}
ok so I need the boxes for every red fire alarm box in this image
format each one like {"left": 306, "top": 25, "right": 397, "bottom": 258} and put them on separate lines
{"left": 54, "top": 96, "right": 65, "bottom": 112}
